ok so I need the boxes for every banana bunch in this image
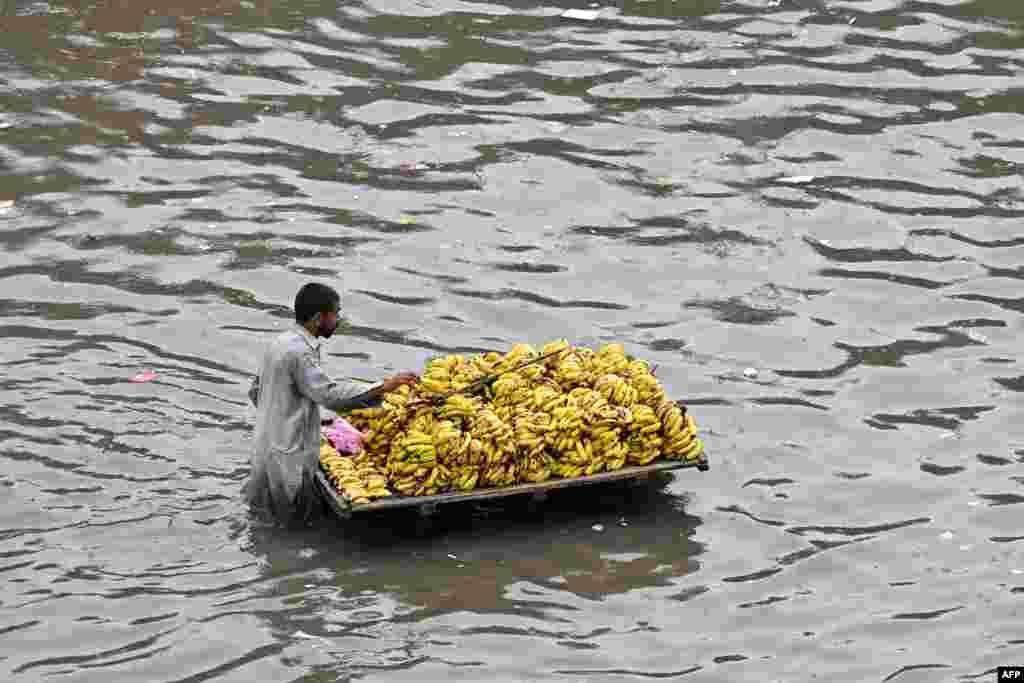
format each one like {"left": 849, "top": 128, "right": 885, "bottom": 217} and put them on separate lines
{"left": 462, "top": 407, "right": 514, "bottom": 487}
{"left": 511, "top": 409, "right": 552, "bottom": 484}
{"left": 491, "top": 372, "right": 532, "bottom": 406}
{"left": 656, "top": 400, "right": 704, "bottom": 461}
{"left": 468, "top": 351, "right": 502, "bottom": 377}
{"left": 514, "top": 410, "right": 552, "bottom": 452}
{"left": 399, "top": 429, "right": 438, "bottom": 465}
{"left": 572, "top": 388, "right": 628, "bottom": 472}
{"left": 540, "top": 397, "right": 595, "bottom": 477}
{"left": 384, "top": 426, "right": 453, "bottom": 497}
{"left": 350, "top": 386, "right": 415, "bottom": 457}
{"left": 419, "top": 356, "right": 458, "bottom": 395}
{"left": 319, "top": 440, "right": 391, "bottom": 505}
{"left": 621, "top": 405, "right": 664, "bottom": 466}
{"left": 531, "top": 384, "right": 565, "bottom": 412}
{"left": 624, "top": 359, "right": 665, "bottom": 405}
{"left": 451, "top": 466, "right": 480, "bottom": 491}
{"left": 522, "top": 451, "right": 554, "bottom": 482}
{"left": 493, "top": 343, "right": 535, "bottom": 372}
{"left": 546, "top": 399, "right": 585, "bottom": 451}
{"left": 590, "top": 422, "right": 628, "bottom": 471}
{"left": 592, "top": 343, "right": 630, "bottom": 376}
{"left": 554, "top": 352, "right": 586, "bottom": 387}
{"left": 594, "top": 373, "right": 639, "bottom": 407}
{"left": 436, "top": 393, "right": 481, "bottom": 421}
{"left": 336, "top": 339, "right": 703, "bottom": 498}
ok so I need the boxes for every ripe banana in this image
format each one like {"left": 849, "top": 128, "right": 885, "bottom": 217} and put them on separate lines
{"left": 324, "top": 340, "right": 704, "bottom": 498}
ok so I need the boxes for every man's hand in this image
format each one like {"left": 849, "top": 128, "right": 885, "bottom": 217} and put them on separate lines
{"left": 378, "top": 371, "right": 419, "bottom": 394}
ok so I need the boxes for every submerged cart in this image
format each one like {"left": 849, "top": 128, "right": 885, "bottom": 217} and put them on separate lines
{"left": 315, "top": 452, "right": 709, "bottom": 520}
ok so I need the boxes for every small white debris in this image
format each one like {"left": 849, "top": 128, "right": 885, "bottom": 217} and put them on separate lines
{"left": 778, "top": 175, "right": 815, "bottom": 185}
{"left": 939, "top": 531, "right": 954, "bottom": 540}
{"left": 447, "top": 553, "right": 457, "bottom": 559}
{"left": 618, "top": 519, "right": 628, "bottom": 527}
{"left": 294, "top": 630, "right": 317, "bottom": 639}
{"left": 298, "top": 548, "right": 318, "bottom": 559}
{"left": 959, "top": 545, "right": 973, "bottom": 551}
{"left": 848, "top": 17, "right": 857, "bottom": 25}
{"left": 562, "top": 8, "right": 602, "bottom": 20}
{"left": 1012, "top": 569, "right": 1023, "bottom": 575}
{"left": 743, "top": 367, "right": 759, "bottom": 379}
{"left": 592, "top": 524, "right": 605, "bottom": 532}
{"left": 729, "top": 69, "right": 738, "bottom": 76}
{"left": 967, "top": 501, "right": 980, "bottom": 507}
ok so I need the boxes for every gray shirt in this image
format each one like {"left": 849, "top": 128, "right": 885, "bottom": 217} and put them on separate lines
{"left": 244, "top": 324, "right": 380, "bottom": 517}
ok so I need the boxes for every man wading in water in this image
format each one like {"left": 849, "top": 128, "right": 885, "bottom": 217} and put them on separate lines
{"left": 245, "top": 282, "right": 418, "bottom": 524}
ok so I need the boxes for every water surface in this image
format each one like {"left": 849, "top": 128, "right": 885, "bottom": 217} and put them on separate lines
{"left": 1, "top": 0, "right": 1022, "bottom": 680}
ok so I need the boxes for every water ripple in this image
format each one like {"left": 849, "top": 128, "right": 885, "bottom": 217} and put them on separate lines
{"left": 2, "top": 0, "right": 1023, "bottom": 679}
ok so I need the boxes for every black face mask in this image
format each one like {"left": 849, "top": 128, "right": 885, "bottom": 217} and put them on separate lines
{"left": 317, "top": 315, "right": 338, "bottom": 339}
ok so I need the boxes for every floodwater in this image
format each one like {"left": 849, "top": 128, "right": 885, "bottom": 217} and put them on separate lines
{"left": 1, "top": 0, "right": 1022, "bottom": 680}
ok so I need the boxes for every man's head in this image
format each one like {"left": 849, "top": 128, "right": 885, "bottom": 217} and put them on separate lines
{"left": 294, "top": 282, "right": 341, "bottom": 339}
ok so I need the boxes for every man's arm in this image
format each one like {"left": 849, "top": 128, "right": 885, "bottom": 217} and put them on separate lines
{"left": 292, "top": 351, "right": 382, "bottom": 413}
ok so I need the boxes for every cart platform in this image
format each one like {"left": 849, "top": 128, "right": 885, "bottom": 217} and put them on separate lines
{"left": 315, "top": 453, "right": 709, "bottom": 519}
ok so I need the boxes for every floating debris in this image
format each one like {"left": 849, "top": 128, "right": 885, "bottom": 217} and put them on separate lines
{"left": 562, "top": 8, "right": 602, "bottom": 20}
{"left": 129, "top": 371, "right": 158, "bottom": 383}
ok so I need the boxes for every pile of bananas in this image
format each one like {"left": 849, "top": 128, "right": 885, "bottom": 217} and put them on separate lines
{"left": 319, "top": 438, "right": 391, "bottom": 504}
{"left": 330, "top": 340, "right": 704, "bottom": 500}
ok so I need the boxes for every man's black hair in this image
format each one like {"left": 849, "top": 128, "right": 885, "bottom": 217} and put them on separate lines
{"left": 294, "top": 282, "right": 340, "bottom": 323}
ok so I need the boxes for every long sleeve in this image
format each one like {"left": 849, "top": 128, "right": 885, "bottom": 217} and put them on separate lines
{"left": 291, "top": 350, "right": 382, "bottom": 413}
{"left": 248, "top": 374, "right": 260, "bottom": 407}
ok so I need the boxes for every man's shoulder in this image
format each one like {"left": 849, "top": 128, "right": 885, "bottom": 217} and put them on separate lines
{"left": 270, "top": 328, "right": 315, "bottom": 356}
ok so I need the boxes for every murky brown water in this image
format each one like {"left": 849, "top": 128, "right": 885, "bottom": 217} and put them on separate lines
{"left": 1, "top": 0, "right": 1022, "bottom": 680}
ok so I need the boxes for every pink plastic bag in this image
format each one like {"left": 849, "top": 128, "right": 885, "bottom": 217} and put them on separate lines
{"left": 322, "top": 417, "right": 366, "bottom": 454}
{"left": 129, "top": 370, "right": 158, "bottom": 383}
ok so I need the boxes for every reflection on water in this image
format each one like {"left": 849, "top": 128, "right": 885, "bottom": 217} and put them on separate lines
{"left": 228, "top": 479, "right": 706, "bottom": 680}
{"left": 1, "top": 0, "right": 1023, "bottom": 679}
{"left": 249, "top": 478, "right": 702, "bottom": 613}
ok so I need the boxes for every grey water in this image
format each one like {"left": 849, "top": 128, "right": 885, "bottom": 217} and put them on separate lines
{"left": 0, "top": 0, "right": 1022, "bottom": 680}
